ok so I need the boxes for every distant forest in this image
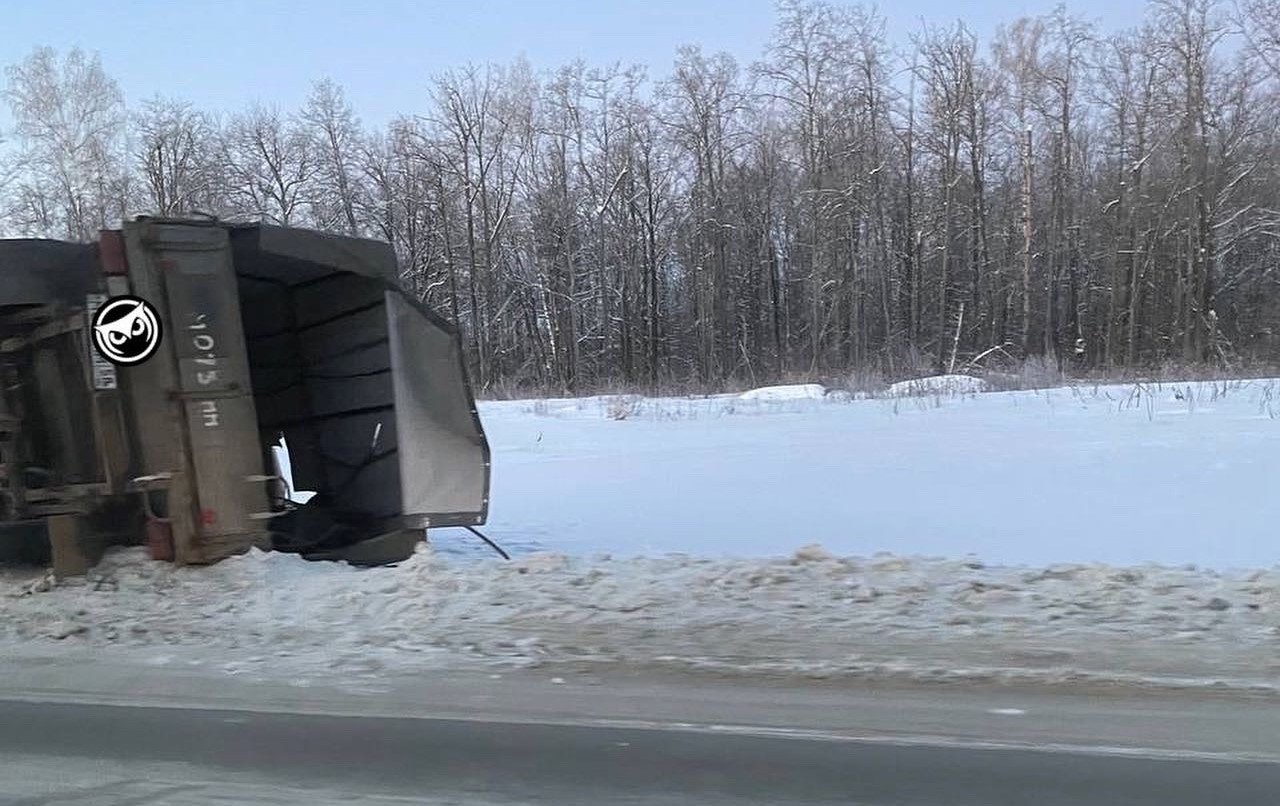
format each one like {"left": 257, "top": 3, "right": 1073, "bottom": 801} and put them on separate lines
{"left": 4, "top": 0, "right": 1280, "bottom": 392}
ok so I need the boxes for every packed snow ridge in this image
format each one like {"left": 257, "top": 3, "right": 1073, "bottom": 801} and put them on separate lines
{"left": 885, "top": 374, "right": 989, "bottom": 397}
{"left": 737, "top": 383, "right": 831, "bottom": 401}
{"left": 2, "top": 545, "right": 1277, "bottom": 691}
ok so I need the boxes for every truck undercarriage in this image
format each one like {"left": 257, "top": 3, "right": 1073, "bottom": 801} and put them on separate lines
{"left": 0, "top": 218, "right": 489, "bottom": 574}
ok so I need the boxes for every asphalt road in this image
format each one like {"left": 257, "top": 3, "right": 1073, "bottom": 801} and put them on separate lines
{"left": 2, "top": 696, "right": 1279, "bottom": 806}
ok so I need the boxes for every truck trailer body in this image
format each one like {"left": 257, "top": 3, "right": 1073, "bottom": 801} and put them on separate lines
{"left": 0, "top": 217, "right": 489, "bottom": 573}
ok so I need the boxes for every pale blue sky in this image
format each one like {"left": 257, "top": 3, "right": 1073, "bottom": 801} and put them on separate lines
{"left": 0, "top": 1, "right": 1149, "bottom": 127}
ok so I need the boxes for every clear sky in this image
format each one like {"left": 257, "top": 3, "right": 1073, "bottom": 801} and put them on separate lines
{"left": 0, "top": 1, "right": 1150, "bottom": 128}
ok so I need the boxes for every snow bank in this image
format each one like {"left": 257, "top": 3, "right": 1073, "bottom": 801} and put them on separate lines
{"left": 886, "top": 374, "right": 989, "bottom": 397}
{"left": 489, "top": 385, "right": 840, "bottom": 424}
{"left": 738, "top": 383, "right": 828, "bottom": 401}
{"left": 3, "top": 546, "right": 1277, "bottom": 691}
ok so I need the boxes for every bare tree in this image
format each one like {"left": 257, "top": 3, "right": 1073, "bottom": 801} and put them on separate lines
{"left": 4, "top": 1, "right": 1280, "bottom": 387}
{"left": 3, "top": 47, "right": 127, "bottom": 240}
{"left": 221, "top": 105, "right": 315, "bottom": 225}
{"left": 663, "top": 46, "right": 748, "bottom": 380}
{"left": 1237, "top": 0, "right": 1280, "bottom": 79}
{"left": 133, "top": 96, "right": 218, "bottom": 216}
{"left": 301, "top": 79, "right": 365, "bottom": 235}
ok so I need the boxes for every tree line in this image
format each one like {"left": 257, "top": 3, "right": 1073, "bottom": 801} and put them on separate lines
{"left": 3, "top": 0, "right": 1280, "bottom": 393}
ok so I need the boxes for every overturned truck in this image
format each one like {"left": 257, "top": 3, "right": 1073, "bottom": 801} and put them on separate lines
{"left": 0, "top": 217, "right": 490, "bottom": 573}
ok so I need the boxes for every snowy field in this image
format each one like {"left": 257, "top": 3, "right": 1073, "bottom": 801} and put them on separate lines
{"left": 2, "top": 377, "right": 1279, "bottom": 692}
{"left": 440, "top": 377, "right": 1280, "bottom": 569}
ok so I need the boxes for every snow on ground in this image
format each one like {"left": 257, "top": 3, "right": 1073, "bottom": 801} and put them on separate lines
{"left": 886, "top": 373, "right": 990, "bottom": 396}
{"left": 2, "top": 544, "right": 1278, "bottom": 690}
{"left": 737, "top": 383, "right": 830, "bottom": 401}
{"left": 445, "top": 378, "right": 1280, "bottom": 568}
{"left": 2, "top": 377, "right": 1278, "bottom": 691}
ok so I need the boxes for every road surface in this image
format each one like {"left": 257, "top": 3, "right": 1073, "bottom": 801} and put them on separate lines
{"left": 1, "top": 663, "right": 1278, "bottom": 805}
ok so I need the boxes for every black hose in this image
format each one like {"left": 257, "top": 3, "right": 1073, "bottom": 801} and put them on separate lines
{"left": 463, "top": 525, "right": 510, "bottom": 560}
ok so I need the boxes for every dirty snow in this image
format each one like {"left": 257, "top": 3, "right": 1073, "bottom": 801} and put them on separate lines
{"left": 2, "top": 544, "right": 1278, "bottom": 690}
